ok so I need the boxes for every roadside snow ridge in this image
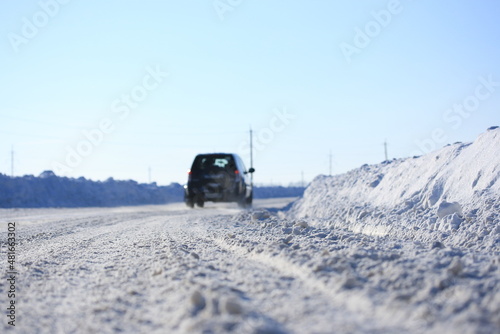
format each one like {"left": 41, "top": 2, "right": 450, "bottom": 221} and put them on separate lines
{"left": 289, "top": 127, "right": 500, "bottom": 251}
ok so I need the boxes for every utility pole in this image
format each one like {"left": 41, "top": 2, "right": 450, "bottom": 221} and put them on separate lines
{"left": 11, "top": 145, "right": 14, "bottom": 177}
{"left": 329, "top": 150, "right": 333, "bottom": 176}
{"left": 249, "top": 127, "right": 254, "bottom": 185}
{"left": 384, "top": 140, "right": 389, "bottom": 161}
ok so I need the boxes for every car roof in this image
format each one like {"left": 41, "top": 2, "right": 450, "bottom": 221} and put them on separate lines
{"left": 196, "top": 153, "right": 238, "bottom": 157}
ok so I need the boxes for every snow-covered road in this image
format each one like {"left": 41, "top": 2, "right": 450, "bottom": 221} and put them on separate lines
{"left": 1, "top": 198, "right": 498, "bottom": 333}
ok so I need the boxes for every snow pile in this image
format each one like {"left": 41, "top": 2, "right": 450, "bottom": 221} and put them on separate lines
{"left": 289, "top": 127, "right": 500, "bottom": 251}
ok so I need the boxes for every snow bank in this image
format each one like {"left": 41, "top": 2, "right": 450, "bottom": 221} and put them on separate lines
{"left": 288, "top": 127, "right": 500, "bottom": 251}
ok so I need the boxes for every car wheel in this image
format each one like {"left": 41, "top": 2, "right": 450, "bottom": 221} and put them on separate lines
{"left": 246, "top": 191, "right": 253, "bottom": 206}
{"left": 196, "top": 198, "right": 204, "bottom": 208}
{"left": 238, "top": 191, "right": 252, "bottom": 209}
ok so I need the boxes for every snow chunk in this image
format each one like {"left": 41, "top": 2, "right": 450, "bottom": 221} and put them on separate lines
{"left": 221, "top": 297, "right": 243, "bottom": 315}
{"left": 190, "top": 290, "right": 206, "bottom": 311}
{"left": 447, "top": 258, "right": 464, "bottom": 276}
{"left": 252, "top": 210, "right": 271, "bottom": 221}
{"left": 437, "top": 201, "right": 463, "bottom": 219}
{"left": 294, "top": 220, "right": 309, "bottom": 228}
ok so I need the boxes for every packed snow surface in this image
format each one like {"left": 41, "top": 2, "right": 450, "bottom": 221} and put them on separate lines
{"left": 0, "top": 129, "right": 498, "bottom": 333}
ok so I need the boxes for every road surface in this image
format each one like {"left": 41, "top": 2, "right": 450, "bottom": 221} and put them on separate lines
{"left": 1, "top": 199, "right": 498, "bottom": 333}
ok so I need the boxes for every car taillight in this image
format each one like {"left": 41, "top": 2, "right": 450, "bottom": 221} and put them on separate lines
{"left": 188, "top": 170, "right": 192, "bottom": 181}
{"left": 234, "top": 170, "right": 239, "bottom": 175}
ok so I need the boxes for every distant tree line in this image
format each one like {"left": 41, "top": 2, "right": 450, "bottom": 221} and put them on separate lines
{"left": 0, "top": 171, "right": 306, "bottom": 208}
{"left": 0, "top": 171, "right": 183, "bottom": 208}
{"left": 253, "top": 186, "right": 305, "bottom": 199}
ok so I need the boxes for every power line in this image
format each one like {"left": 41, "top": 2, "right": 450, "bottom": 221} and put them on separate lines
{"left": 384, "top": 140, "right": 389, "bottom": 161}
{"left": 329, "top": 150, "right": 333, "bottom": 176}
{"left": 10, "top": 146, "right": 13, "bottom": 177}
{"left": 0, "top": 113, "right": 87, "bottom": 130}
{"left": 2, "top": 130, "right": 67, "bottom": 141}
{"left": 249, "top": 127, "right": 254, "bottom": 185}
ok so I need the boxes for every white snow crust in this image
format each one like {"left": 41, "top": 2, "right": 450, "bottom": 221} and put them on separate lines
{"left": 289, "top": 127, "right": 500, "bottom": 251}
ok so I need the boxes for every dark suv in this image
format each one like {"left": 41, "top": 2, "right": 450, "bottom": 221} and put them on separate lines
{"left": 184, "top": 153, "right": 255, "bottom": 208}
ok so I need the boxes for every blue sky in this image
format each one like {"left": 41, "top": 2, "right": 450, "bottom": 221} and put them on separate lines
{"left": 1, "top": 0, "right": 499, "bottom": 186}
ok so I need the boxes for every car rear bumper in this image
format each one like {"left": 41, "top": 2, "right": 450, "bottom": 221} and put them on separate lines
{"left": 185, "top": 182, "right": 240, "bottom": 202}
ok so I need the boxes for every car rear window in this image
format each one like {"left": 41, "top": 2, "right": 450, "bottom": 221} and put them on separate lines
{"left": 192, "top": 155, "right": 236, "bottom": 173}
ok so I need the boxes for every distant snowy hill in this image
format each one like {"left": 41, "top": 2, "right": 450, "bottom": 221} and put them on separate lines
{"left": 288, "top": 127, "right": 500, "bottom": 251}
{"left": 0, "top": 172, "right": 183, "bottom": 208}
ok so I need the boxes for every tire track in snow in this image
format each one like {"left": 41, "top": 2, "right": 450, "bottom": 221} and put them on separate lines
{"left": 2, "top": 206, "right": 293, "bottom": 333}
{"left": 3, "top": 211, "right": 191, "bottom": 333}
{"left": 190, "top": 212, "right": 499, "bottom": 334}
{"left": 183, "top": 216, "right": 414, "bottom": 334}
